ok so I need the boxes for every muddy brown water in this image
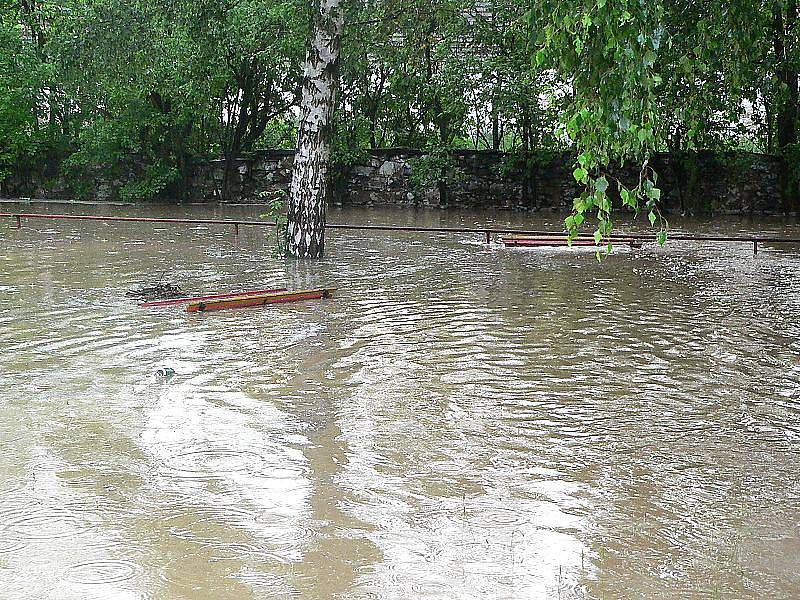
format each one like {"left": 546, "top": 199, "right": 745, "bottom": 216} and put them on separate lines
{"left": 1, "top": 202, "right": 799, "bottom": 599}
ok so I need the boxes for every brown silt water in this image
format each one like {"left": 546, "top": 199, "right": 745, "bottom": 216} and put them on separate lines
{"left": 1, "top": 202, "right": 799, "bottom": 598}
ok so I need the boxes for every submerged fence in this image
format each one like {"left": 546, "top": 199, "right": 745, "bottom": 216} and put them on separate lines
{"left": 4, "top": 211, "right": 800, "bottom": 255}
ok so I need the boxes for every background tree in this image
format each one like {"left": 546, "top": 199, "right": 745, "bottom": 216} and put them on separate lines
{"left": 0, "top": 1, "right": 52, "bottom": 193}
{"left": 179, "top": 0, "right": 306, "bottom": 201}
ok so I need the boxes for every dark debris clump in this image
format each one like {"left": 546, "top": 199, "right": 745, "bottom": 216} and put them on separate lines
{"left": 126, "top": 283, "right": 184, "bottom": 301}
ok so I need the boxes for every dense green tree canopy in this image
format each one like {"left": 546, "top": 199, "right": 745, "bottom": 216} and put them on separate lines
{"left": 1, "top": 0, "right": 797, "bottom": 237}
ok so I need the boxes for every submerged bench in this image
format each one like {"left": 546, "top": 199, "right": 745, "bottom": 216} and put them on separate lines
{"left": 501, "top": 235, "right": 643, "bottom": 248}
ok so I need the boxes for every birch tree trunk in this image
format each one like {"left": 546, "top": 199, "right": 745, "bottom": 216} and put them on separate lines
{"left": 286, "top": 0, "right": 344, "bottom": 258}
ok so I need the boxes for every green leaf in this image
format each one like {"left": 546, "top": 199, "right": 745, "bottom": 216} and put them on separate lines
{"left": 595, "top": 176, "right": 609, "bottom": 193}
{"left": 620, "top": 187, "right": 637, "bottom": 208}
{"left": 648, "top": 211, "right": 657, "bottom": 225}
{"left": 567, "top": 114, "right": 580, "bottom": 134}
{"left": 596, "top": 192, "right": 611, "bottom": 213}
{"left": 573, "top": 167, "right": 588, "bottom": 182}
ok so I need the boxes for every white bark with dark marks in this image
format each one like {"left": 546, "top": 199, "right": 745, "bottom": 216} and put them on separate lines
{"left": 287, "top": 0, "right": 344, "bottom": 258}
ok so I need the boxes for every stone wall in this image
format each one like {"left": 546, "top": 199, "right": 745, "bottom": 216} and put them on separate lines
{"left": 2, "top": 148, "right": 789, "bottom": 214}
{"left": 191, "top": 149, "right": 787, "bottom": 214}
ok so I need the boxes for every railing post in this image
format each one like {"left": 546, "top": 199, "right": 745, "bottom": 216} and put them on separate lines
{"left": 485, "top": 230, "right": 491, "bottom": 244}
{"left": 15, "top": 215, "right": 21, "bottom": 229}
{"left": 753, "top": 240, "right": 758, "bottom": 255}
{"left": 234, "top": 223, "right": 240, "bottom": 237}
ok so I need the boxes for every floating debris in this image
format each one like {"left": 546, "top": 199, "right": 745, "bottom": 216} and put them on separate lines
{"left": 155, "top": 368, "right": 176, "bottom": 378}
{"left": 126, "top": 282, "right": 183, "bottom": 301}
{"left": 138, "top": 287, "right": 288, "bottom": 308}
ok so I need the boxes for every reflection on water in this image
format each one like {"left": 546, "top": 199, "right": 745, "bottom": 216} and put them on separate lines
{"left": 1, "top": 202, "right": 799, "bottom": 598}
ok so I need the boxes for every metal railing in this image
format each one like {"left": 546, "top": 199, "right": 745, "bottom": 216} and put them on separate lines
{"left": 3, "top": 211, "right": 800, "bottom": 254}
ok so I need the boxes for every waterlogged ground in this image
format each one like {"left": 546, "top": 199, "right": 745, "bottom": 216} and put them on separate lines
{"left": 1, "top": 202, "right": 799, "bottom": 599}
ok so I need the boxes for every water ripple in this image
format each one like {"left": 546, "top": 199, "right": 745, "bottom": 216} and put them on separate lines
{"left": 63, "top": 559, "right": 142, "bottom": 585}
{"left": 1, "top": 205, "right": 800, "bottom": 599}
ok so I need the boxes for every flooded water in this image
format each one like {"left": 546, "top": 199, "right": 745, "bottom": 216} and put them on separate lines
{"left": 1, "top": 201, "right": 799, "bottom": 599}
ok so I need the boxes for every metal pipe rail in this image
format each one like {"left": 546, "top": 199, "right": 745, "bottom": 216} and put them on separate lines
{"left": 4, "top": 211, "right": 800, "bottom": 254}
